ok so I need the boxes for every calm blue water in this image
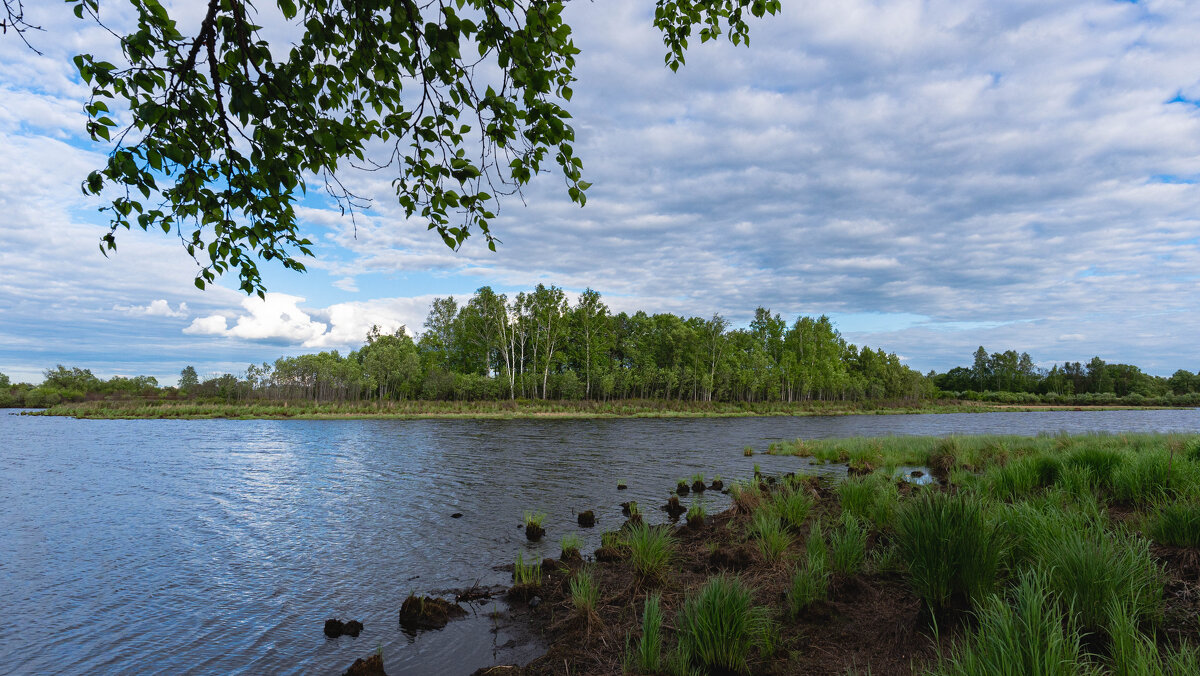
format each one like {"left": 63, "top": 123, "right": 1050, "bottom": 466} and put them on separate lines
{"left": 1, "top": 409, "right": 1198, "bottom": 675}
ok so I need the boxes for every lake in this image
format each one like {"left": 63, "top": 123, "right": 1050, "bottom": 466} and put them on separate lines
{"left": 2, "top": 409, "right": 1198, "bottom": 674}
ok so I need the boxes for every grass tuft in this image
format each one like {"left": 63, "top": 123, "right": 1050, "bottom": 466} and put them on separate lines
{"left": 626, "top": 522, "right": 674, "bottom": 581}
{"left": 895, "top": 490, "right": 1004, "bottom": 610}
{"left": 829, "top": 511, "right": 868, "bottom": 575}
{"left": 676, "top": 575, "right": 773, "bottom": 674}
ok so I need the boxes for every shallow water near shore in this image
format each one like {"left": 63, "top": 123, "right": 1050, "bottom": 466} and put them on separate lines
{"left": 1, "top": 408, "right": 1197, "bottom": 675}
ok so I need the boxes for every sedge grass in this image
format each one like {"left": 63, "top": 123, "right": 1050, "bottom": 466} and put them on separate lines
{"left": 569, "top": 567, "right": 599, "bottom": 614}
{"left": 788, "top": 554, "right": 829, "bottom": 615}
{"left": 626, "top": 522, "right": 674, "bottom": 581}
{"left": 896, "top": 490, "right": 1005, "bottom": 610}
{"left": 771, "top": 487, "right": 813, "bottom": 531}
{"left": 1147, "top": 499, "right": 1200, "bottom": 547}
{"left": 930, "top": 571, "right": 1090, "bottom": 676}
{"left": 560, "top": 533, "right": 584, "bottom": 559}
{"left": 748, "top": 508, "right": 791, "bottom": 563}
{"left": 625, "top": 592, "right": 663, "bottom": 673}
{"left": 513, "top": 552, "right": 542, "bottom": 587}
{"left": 675, "top": 575, "right": 773, "bottom": 675}
{"left": 829, "top": 511, "right": 868, "bottom": 575}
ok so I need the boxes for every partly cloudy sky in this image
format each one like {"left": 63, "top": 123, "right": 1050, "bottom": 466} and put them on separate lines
{"left": 2, "top": 0, "right": 1198, "bottom": 384}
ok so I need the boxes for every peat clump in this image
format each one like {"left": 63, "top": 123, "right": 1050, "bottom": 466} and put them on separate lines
{"left": 343, "top": 654, "right": 386, "bottom": 676}
{"left": 398, "top": 595, "right": 466, "bottom": 631}
{"left": 324, "top": 618, "right": 364, "bottom": 638}
{"left": 663, "top": 495, "right": 686, "bottom": 519}
{"left": 577, "top": 510, "right": 595, "bottom": 527}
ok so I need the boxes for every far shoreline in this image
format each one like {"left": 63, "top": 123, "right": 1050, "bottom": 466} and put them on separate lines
{"left": 17, "top": 399, "right": 1189, "bottom": 421}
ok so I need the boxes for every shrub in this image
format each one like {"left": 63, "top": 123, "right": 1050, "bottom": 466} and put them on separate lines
{"left": 626, "top": 522, "right": 674, "bottom": 581}
{"left": 896, "top": 490, "right": 1005, "bottom": 610}
{"left": 675, "top": 576, "right": 773, "bottom": 674}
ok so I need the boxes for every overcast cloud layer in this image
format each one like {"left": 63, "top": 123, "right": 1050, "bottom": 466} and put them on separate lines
{"left": 1, "top": 0, "right": 1198, "bottom": 384}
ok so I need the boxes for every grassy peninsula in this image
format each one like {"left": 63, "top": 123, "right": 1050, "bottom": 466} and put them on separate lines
{"left": 477, "top": 433, "right": 1200, "bottom": 675}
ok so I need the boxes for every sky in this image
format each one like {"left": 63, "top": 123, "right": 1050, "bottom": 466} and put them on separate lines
{"left": 1, "top": 0, "right": 1199, "bottom": 385}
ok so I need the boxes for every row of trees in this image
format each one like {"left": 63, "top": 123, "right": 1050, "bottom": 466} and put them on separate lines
{"left": 6, "top": 297, "right": 1196, "bottom": 407}
{"left": 933, "top": 347, "right": 1200, "bottom": 398}
{"left": 1, "top": 286, "right": 931, "bottom": 406}
{"left": 183, "top": 286, "right": 931, "bottom": 403}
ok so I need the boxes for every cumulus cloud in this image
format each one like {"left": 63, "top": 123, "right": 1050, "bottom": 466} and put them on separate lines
{"left": 182, "top": 293, "right": 428, "bottom": 349}
{"left": 113, "top": 299, "right": 189, "bottom": 318}
{"left": 4, "top": 0, "right": 1200, "bottom": 376}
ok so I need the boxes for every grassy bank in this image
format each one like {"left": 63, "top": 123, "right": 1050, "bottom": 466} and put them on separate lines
{"left": 25, "top": 398, "right": 1173, "bottom": 420}
{"left": 479, "top": 433, "right": 1200, "bottom": 675}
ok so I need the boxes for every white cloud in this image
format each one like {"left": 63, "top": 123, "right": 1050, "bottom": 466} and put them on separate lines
{"left": 113, "top": 299, "right": 189, "bottom": 318}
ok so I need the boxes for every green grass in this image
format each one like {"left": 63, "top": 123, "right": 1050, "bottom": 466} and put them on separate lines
{"left": 626, "top": 592, "right": 663, "bottom": 674}
{"left": 1147, "top": 499, "right": 1200, "bottom": 547}
{"left": 788, "top": 554, "right": 829, "bottom": 615}
{"left": 895, "top": 490, "right": 1005, "bottom": 610}
{"left": 805, "top": 520, "right": 827, "bottom": 565}
{"left": 1033, "top": 525, "right": 1162, "bottom": 634}
{"left": 626, "top": 522, "right": 674, "bottom": 581}
{"left": 771, "top": 488, "right": 813, "bottom": 531}
{"left": 687, "top": 498, "right": 707, "bottom": 523}
{"left": 523, "top": 510, "right": 547, "bottom": 528}
{"left": 513, "top": 552, "right": 541, "bottom": 586}
{"left": 828, "top": 511, "right": 867, "bottom": 575}
{"left": 838, "top": 473, "right": 898, "bottom": 527}
{"left": 748, "top": 508, "right": 791, "bottom": 563}
{"left": 560, "top": 533, "right": 584, "bottom": 558}
{"left": 675, "top": 576, "right": 773, "bottom": 675}
{"left": 569, "top": 567, "right": 599, "bottom": 613}
{"left": 930, "top": 571, "right": 1090, "bottom": 676}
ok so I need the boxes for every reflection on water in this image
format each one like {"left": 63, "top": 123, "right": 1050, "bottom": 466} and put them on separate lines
{"left": 0, "top": 409, "right": 1197, "bottom": 674}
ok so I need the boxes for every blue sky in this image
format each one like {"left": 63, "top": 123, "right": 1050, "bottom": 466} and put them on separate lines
{"left": 2, "top": 0, "right": 1199, "bottom": 385}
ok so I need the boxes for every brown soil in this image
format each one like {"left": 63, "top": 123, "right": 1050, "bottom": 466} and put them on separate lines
{"left": 525, "top": 524, "right": 545, "bottom": 541}
{"left": 397, "top": 594, "right": 466, "bottom": 631}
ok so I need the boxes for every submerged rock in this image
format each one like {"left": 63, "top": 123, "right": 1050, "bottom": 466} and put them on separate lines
{"left": 451, "top": 512, "right": 463, "bottom": 518}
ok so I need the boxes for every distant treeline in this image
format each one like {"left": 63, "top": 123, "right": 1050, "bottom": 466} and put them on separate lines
{"left": 2, "top": 286, "right": 1197, "bottom": 408}
{"left": 934, "top": 347, "right": 1200, "bottom": 404}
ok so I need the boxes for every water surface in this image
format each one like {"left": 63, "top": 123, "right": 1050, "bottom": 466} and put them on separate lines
{"left": 2, "top": 409, "right": 1197, "bottom": 674}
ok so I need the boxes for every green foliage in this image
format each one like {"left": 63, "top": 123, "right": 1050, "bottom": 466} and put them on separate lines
{"left": 626, "top": 522, "right": 674, "bottom": 581}
{"left": 523, "top": 510, "right": 546, "bottom": 528}
{"left": 1034, "top": 526, "right": 1162, "bottom": 633}
{"left": 805, "top": 520, "right": 827, "bottom": 565}
{"left": 788, "top": 556, "right": 829, "bottom": 615}
{"left": 568, "top": 567, "right": 599, "bottom": 614}
{"left": 771, "top": 488, "right": 813, "bottom": 531}
{"left": 930, "top": 571, "right": 1090, "bottom": 676}
{"left": 560, "top": 533, "right": 583, "bottom": 557}
{"left": 748, "top": 508, "right": 790, "bottom": 563}
{"left": 513, "top": 552, "right": 541, "bottom": 586}
{"left": 675, "top": 576, "right": 773, "bottom": 675}
{"left": 67, "top": 0, "right": 779, "bottom": 295}
{"left": 838, "top": 473, "right": 898, "bottom": 527}
{"left": 628, "top": 593, "right": 663, "bottom": 674}
{"left": 896, "top": 490, "right": 1005, "bottom": 610}
{"left": 1112, "top": 451, "right": 1181, "bottom": 504}
{"left": 828, "top": 511, "right": 867, "bottom": 575}
{"left": 1147, "top": 500, "right": 1200, "bottom": 547}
